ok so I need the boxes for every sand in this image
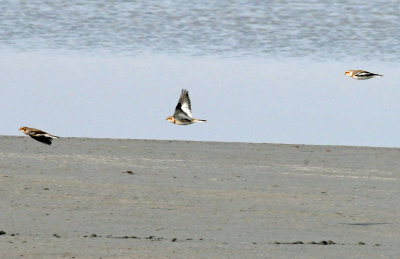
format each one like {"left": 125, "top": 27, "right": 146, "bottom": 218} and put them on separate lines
{"left": 0, "top": 136, "right": 399, "bottom": 258}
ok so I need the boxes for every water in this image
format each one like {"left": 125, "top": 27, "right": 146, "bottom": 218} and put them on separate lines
{"left": 1, "top": 1, "right": 400, "bottom": 147}
{"left": 1, "top": 0, "right": 399, "bottom": 60}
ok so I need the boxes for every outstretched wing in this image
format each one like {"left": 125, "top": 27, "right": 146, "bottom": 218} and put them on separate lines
{"left": 174, "top": 89, "right": 193, "bottom": 118}
{"left": 28, "top": 128, "right": 59, "bottom": 139}
{"left": 30, "top": 135, "right": 53, "bottom": 145}
{"left": 354, "top": 71, "right": 382, "bottom": 78}
{"left": 27, "top": 129, "right": 46, "bottom": 136}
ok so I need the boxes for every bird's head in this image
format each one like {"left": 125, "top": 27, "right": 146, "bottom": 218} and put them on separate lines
{"left": 344, "top": 70, "right": 353, "bottom": 77}
{"left": 166, "top": 116, "right": 174, "bottom": 123}
{"left": 19, "top": 126, "right": 28, "bottom": 133}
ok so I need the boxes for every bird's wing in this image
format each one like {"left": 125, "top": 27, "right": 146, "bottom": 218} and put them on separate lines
{"left": 30, "top": 135, "right": 53, "bottom": 145}
{"left": 354, "top": 71, "right": 381, "bottom": 77}
{"left": 28, "top": 129, "right": 59, "bottom": 139}
{"left": 27, "top": 129, "right": 47, "bottom": 136}
{"left": 174, "top": 89, "right": 192, "bottom": 118}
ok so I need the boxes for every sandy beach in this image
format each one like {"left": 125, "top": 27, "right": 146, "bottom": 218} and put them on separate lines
{"left": 0, "top": 136, "right": 399, "bottom": 258}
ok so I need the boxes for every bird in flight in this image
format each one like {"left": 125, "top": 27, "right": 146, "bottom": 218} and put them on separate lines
{"left": 344, "top": 70, "right": 383, "bottom": 80}
{"left": 19, "top": 126, "right": 60, "bottom": 145}
{"left": 166, "top": 89, "right": 206, "bottom": 125}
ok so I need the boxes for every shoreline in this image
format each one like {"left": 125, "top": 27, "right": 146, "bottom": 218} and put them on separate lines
{"left": 4, "top": 135, "right": 400, "bottom": 149}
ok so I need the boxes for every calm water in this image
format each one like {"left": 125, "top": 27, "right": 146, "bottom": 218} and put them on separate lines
{"left": 1, "top": 0, "right": 399, "bottom": 60}
{"left": 1, "top": 1, "right": 400, "bottom": 147}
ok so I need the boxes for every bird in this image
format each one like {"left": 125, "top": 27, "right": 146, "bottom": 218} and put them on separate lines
{"left": 166, "top": 89, "right": 206, "bottom": 125}
{"left": 344, "top": 70, "right": 383, "bottom": 80}
{"left": 19, "top": 126, "right": 60, "bottom": 145}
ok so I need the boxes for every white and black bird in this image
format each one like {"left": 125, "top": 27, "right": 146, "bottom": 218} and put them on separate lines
{"left": 344, "top": 70, "right": 383, "bottom": 80}
{"left": 19, "top": 126, "right": 59, "bottom": 145}
{"left": 166, "top": 89, "right": 206, "bottom": 125}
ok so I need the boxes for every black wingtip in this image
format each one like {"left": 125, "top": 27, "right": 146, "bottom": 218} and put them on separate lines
{"left": 30, "top": 135, "right": 53, "bottom": 145}
{"left": 181, "top": 89, "right": 190, "bottom": 99}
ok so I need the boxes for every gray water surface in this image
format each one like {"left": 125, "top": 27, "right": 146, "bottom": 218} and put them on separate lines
{"left": 1, "top": 0, "right": 399, "bottom": 60}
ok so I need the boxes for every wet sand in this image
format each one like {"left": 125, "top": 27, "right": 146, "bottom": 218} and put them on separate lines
{"left": 0, "top": 136, "right": 399, "bottom": 258}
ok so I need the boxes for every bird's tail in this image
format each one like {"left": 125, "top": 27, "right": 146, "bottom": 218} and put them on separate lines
{"left": 193, "top": 119, "right": 207, "bottom": 123}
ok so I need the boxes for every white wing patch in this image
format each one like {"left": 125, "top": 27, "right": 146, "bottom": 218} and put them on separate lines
{"left": 43, "top": 133, "right": 60, "bottom": 139}
{"left": 180, "top": 100, "right": 192, "bottom": 118}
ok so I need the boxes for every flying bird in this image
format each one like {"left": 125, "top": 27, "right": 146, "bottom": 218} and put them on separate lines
{"left": 344, "top": 70, "right": 383, "bottom": 80}
{"left": 166, "top": 89, "right": 206, "bottom": 125}
{"left": 19, "top": 126, "right": 60, "bottom": 145}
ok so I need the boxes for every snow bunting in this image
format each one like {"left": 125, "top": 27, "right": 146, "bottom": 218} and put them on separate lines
{"left": 166, "top": 89, "right": 206, "bottom": 125}
{"left": 344, "top": 70, "right": 383, "bottom": 80}
{"left": 19, "top": 126, "right": 59, "bottom": 145}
